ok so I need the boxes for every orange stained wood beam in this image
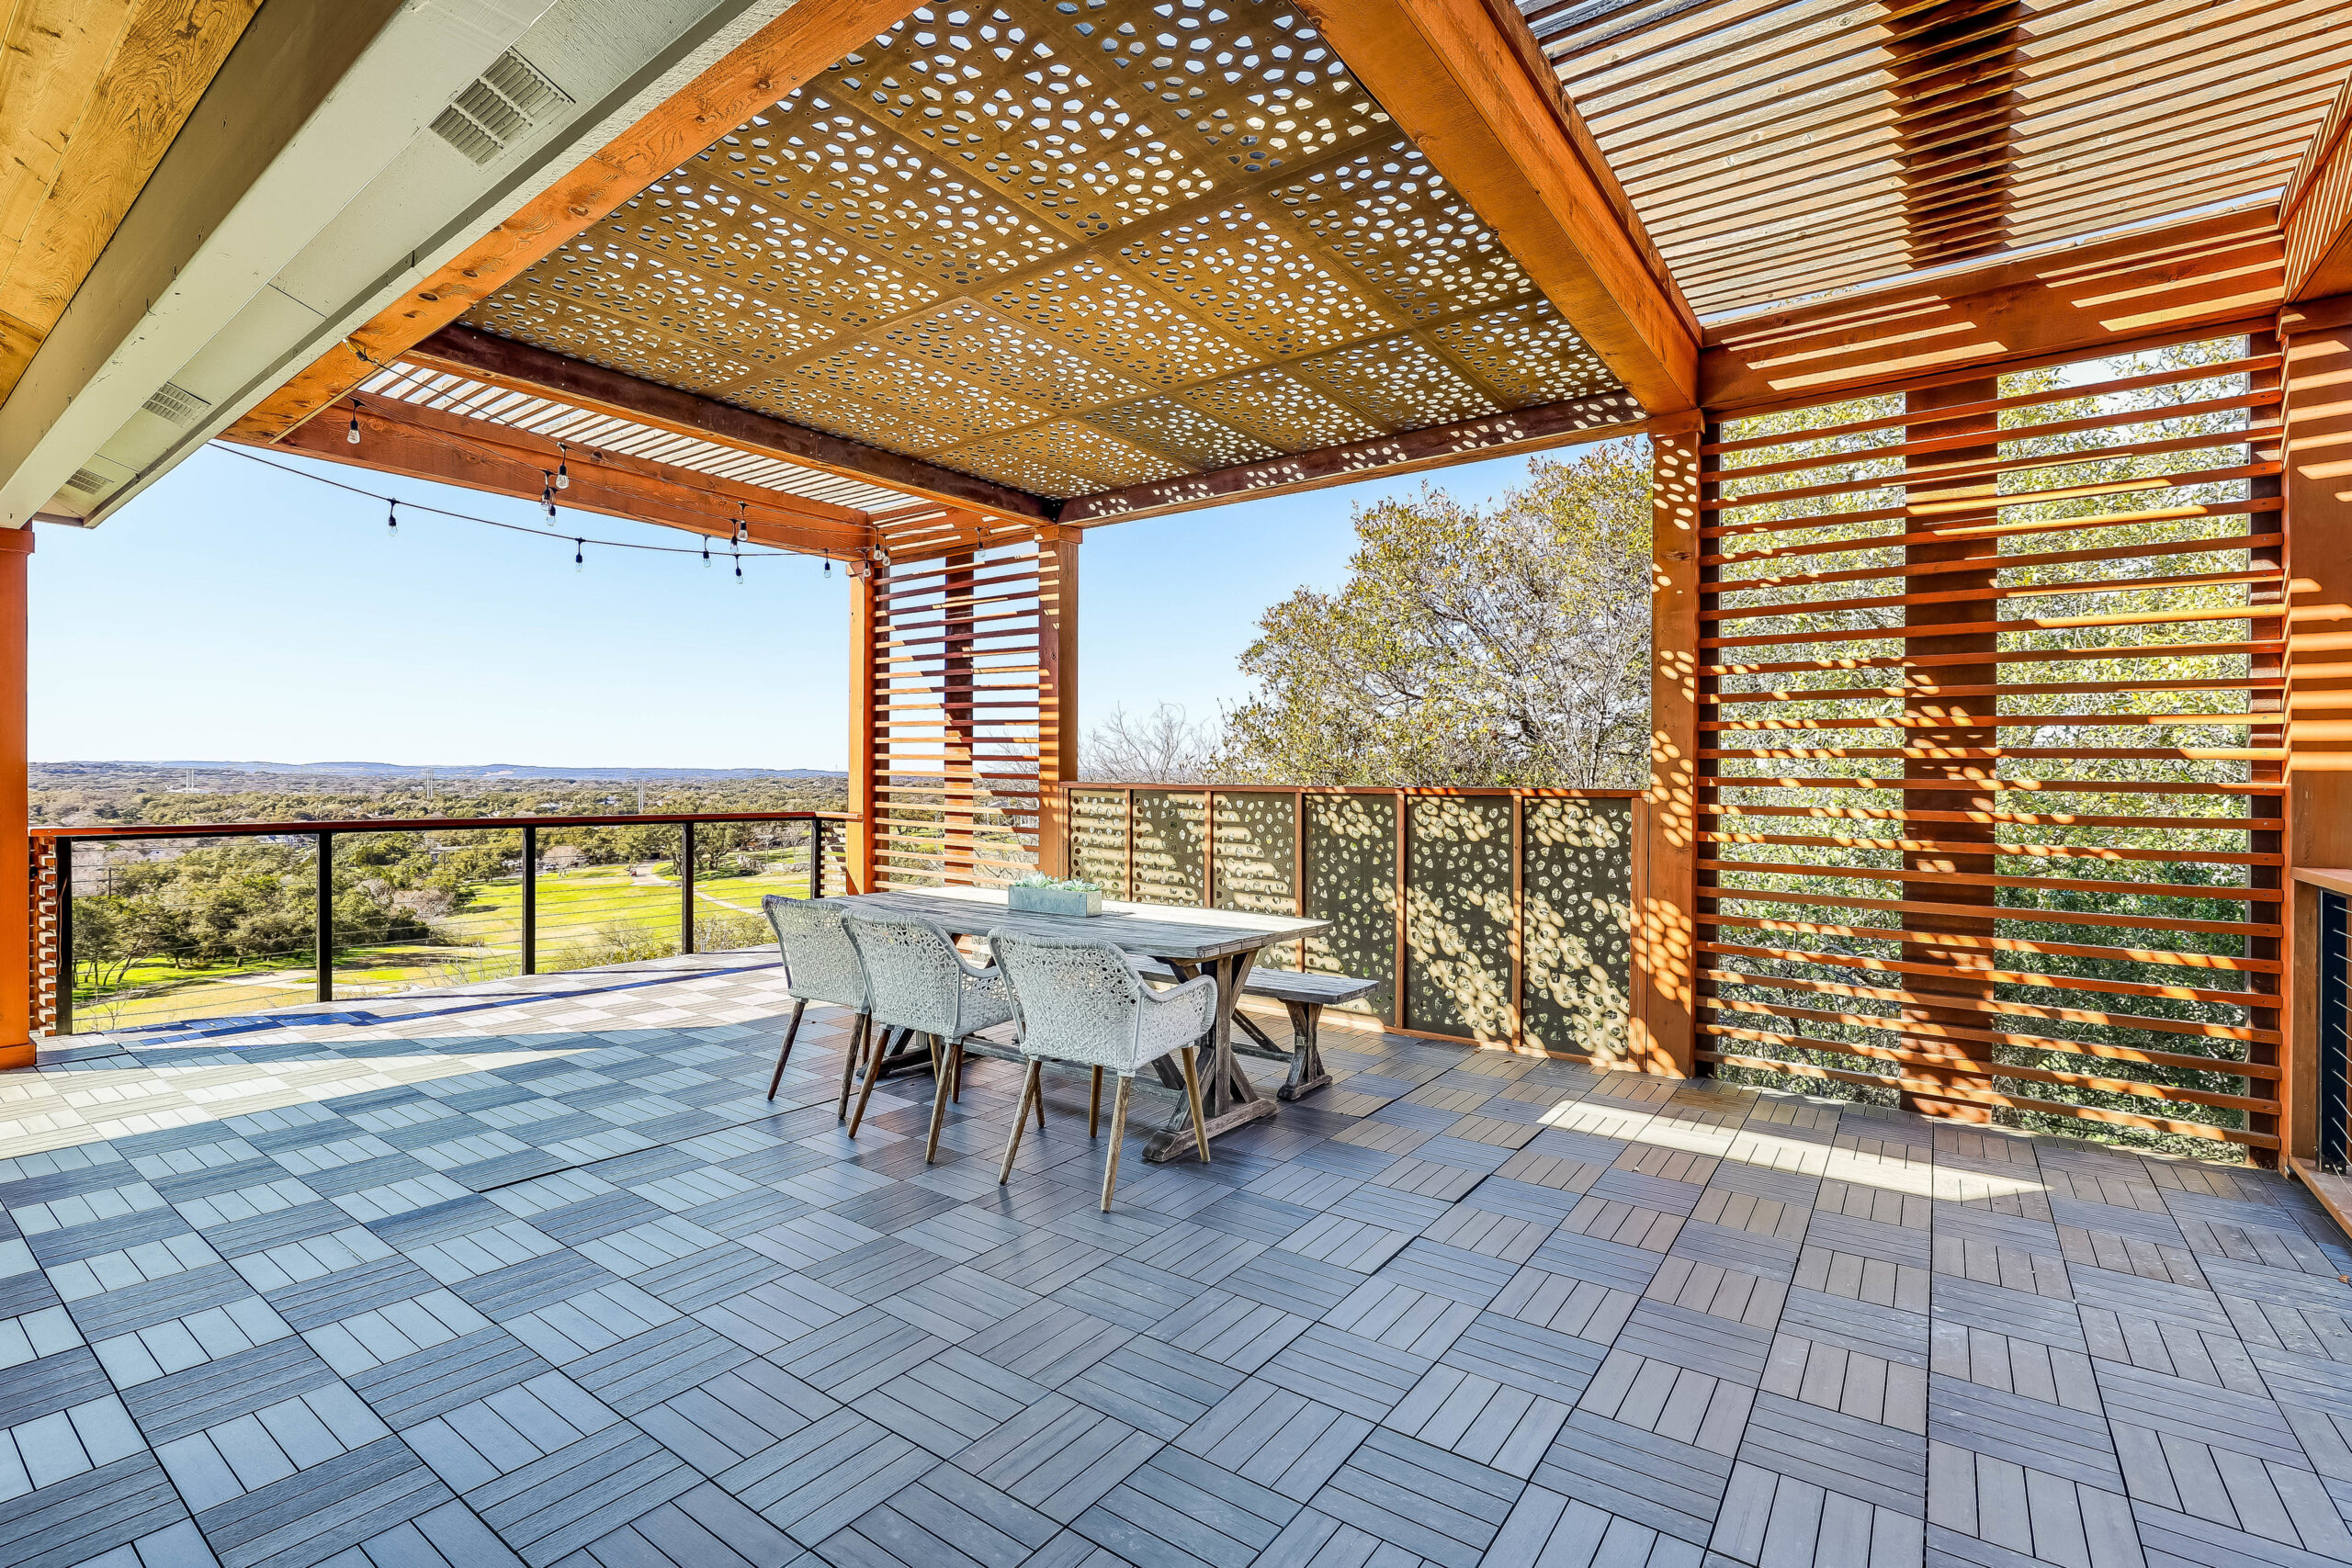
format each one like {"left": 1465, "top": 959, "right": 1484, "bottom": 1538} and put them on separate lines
{"left": 232, "top": 0, "right": 923, "bottom": 444}
{"left": 0, "top": 528, "right": 26, "bottom": 1066}
{"left": 1702, "top": 207, "right": 2286, "bottom": 413}
{"left": 231, "top": 395, "right": 875, "bottom": 560}
{"left": 2285, "top": 73, "right": 2352, "bottom": 302}
{"left": 404, "top": 325, "right": 1051, "bottom": 524}
{"left": 1298, "top": 0, "right": 1699, "bottom": 415}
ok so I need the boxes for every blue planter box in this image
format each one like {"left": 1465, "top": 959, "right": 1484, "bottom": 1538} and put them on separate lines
{"left": 1008, "top": 885, "right": 1102, "bottom": 917}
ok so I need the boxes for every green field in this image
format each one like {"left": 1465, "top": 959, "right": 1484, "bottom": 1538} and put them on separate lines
{"left": 66, "top": 858, "right": 808, "bottom": 1033}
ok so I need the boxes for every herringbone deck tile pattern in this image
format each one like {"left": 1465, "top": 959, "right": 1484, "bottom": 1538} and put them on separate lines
{"left": 0, "top": 953, "right": 2347, "bottom": 1567}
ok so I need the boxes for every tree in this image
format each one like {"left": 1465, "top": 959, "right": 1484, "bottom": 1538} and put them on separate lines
{"left": 1220, "top": 439, "right": 1653, "bottom": 788}
{"left": 1081, "top": 704, "right": 1222, "bottom": 783}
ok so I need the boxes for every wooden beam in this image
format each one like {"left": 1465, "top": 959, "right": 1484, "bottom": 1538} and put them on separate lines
{"left": 1702, "top": 207, "right": 2286, "bottom": 413}
{"left": 2285, "top": 72, "right": 2352, "bottom": 302}
{"left": 0, "top": 0, "right": 262, "bottom": 411}
{"left": 225, "top": 397, "right": 872, "bottom": 560}
{"left": 0, "top": 529, "right": 27, "bottom": 1066}
{"left": 232, "top": 0, "right": 924, "bottom": 445}
{"left": 1297, "top": 0, "right": 1698, "bottom": 413}
{"left": 1034, "top": 527, "right": 1079, "bottom": 879}
{"left": 1634, "top": 419, "right": 1701, "bottom": 1078}
{"left": 1057, "top": 391, "right": 1647, "bottom": 526}
{"left": 402, "top": 325, "right": 1049, "bottom": 522}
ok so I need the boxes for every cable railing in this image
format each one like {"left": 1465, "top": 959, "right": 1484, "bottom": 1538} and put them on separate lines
{"left": 31, "top": 809, "right": 854, "bottom": 1036}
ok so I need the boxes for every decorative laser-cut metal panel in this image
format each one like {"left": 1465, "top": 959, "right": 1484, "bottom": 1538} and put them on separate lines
{"left": 1132, "top": 790, "right": 1207, "bottom": 907}
{"left": 1521, "top": 797, "right": 1633, "bottom": 1061}
{"left": 1212, "top": 789, "right": 1297, "bottom": 972}
{"left": 466, "top": 0, "right": 1623, "bottom": 502}
{"left": 1070, "top": 789, "right": 1133, "bottom": 897}
{"left": 1068, "top": 785, "right": 1638, "bottom": 1046}
{"left": 1405, "top": 796, "right": 1513, "bottom": 1042}
{"left": 1304, "top": 793, "right": 1397, "bottom": 1020}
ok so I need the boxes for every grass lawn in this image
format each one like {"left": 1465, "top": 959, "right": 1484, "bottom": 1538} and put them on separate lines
{"left": 67, "top": 858, "right": 810, "bottom": 1032}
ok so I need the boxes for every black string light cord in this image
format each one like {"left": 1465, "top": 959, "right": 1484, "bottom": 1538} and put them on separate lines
{"left": 222, "top": 445, "right": 851, "bottom": 570}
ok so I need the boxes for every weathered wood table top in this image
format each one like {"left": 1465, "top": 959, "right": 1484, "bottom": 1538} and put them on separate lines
{"left": 833, "top": 886, "right": 1330, "bottom": 958}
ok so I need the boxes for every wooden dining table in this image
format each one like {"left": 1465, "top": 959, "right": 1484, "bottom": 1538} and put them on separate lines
{"left": 834, "top": 887, "right": 1332, "bottom": 1161}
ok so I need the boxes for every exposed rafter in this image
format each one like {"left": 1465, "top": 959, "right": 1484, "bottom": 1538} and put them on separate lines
{"left": 1300, "top": 0, "right": 1699, "bottom": 412}
{"left": 1701, "top": 209, "right": 2285, "bottom": 413}
{"left": 229, "top": 394, "right": 873, "bottom": 559}
{"left": 2285, "top": 71, "right": 2352, "bottom": 302}
{"left": 404, "top": 326, "right": 1051, "bottom": 522}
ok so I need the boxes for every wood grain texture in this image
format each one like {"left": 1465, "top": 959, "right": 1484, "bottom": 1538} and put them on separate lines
{"left": 0, "top": 0, "right": 260, "bottom": 406}
{"left": 233, "top": 0, "right": 924, "bottom": 443}
{"left": 1301, "top": 0, "right": 1697, "bottom": 413}
{"left": 1635, "top": 424, "right": 1701, "bottom": 1077}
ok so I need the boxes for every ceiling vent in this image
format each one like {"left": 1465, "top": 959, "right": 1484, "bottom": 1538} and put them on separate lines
{"left": 431, "top": 49, "right": 570, "bottom": 167}
{"left": 141, "top": 381, "right": 212, "bottom": 426}
{"left": 63, "top": 468, "right": 110, "bottom": 496}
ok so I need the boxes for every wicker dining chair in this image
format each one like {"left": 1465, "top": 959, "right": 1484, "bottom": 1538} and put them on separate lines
{"left": 842, "top": 911, "right": 1015, "bottom": 1153}
{"left": 760, "top": 897, "right": 873, "bottom": 1115}
{"left": 989, "top": 929, "right": 1215, "bottom": 1209}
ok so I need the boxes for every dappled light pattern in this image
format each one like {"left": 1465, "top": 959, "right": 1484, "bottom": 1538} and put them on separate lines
{"left": 1404, "top": 796, "right": 1513, "bottom": 1042}
{"left": 1211, "top": 791, "right": 1300, "bottom": 972}
{"left": 464, "top": 0, "right": 1621, "bottom": 502}
{"left": 1131, "top": 790, "right": 1207, "bottom": 907}
{"left": 1522, "top": 798, "right": 1634, "bottom": 1063}
{"left": 1069, "top": 788, "right": 1133, "bottom": 897}
{"left": 1305, "top": 794, "right": 1397, "bottom": 1020}
{"left": 3, "top": 955, "right": 2346, "bottom": 1568}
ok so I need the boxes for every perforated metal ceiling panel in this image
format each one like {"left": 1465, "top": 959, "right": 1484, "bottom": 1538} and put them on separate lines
{"left": 465, "top": 0, "right": 1623, "bottom": 502}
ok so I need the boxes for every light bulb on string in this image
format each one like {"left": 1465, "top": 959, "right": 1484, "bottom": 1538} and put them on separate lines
{"left": 733, "top": 543, "right": 742, "bottom": 582}
{"left": 386, "top": 501, "right": 398, "bottom": 540}
{"left": 346, "top": 404, "right": 361, "bottom": 445}
{"left": 734, "top": 502, "right": 747, "bottom": 546}
{"left": 574, "top": 539, "right": 583, "bottom": 573}
{"left": 701, "top": 538, "right": 711, "bottom": 569}
{"left": 555, "top": 445, "right": 571, "bottom": 490}
{"left": 823, "top": 557, "right": 831, "bottom": 578}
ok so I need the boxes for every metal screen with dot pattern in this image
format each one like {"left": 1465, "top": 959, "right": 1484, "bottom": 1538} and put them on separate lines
{"left": 464, "top": 0, "right": 1622, "bottom": 503}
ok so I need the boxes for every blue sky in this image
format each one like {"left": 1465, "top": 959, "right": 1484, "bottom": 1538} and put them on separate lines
{"left": 29, "top": 440, "right": 1557, "bottom": 770}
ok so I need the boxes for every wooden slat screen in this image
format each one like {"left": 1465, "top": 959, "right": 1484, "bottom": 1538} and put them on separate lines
{"left": 867, "top": 538, "right": 1057, "bottom": 889}
{"left": 1695, "top": 333, "right": 2285, "bottom": 1154}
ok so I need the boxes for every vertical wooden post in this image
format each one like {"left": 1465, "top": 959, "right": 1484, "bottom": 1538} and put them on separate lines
{"left": 1899, "top": 378, "right": 2000, "bottom": 1122}
{"left": 2284, "top": 294, "right": 2352, "bottom": 1163}
{"left": 1635, "top": 421, "right": 1700, "bottom": 1077}
{"left": 0, "top": 528, "right": 29, "bottom": 1064}
{"left": 941, "top": 552, "right": 978, "bottom": 886}
{"left": 1035, "top": 526, "right": 1080, "bottom": 878}
{"left": 2245, "top": 333, "right": 2285, "bottom": 1165}
{"left": 847, "top": 559, "right": 878, "bottom": 894}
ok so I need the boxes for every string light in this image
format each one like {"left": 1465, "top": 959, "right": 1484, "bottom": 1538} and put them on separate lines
{"left": 386, "top": 501, "right": 398, "bottom": 540}
{"left": 346, "top": 403, "right": 361, "bottom": 445}
{"left": 823, "top": 557, "right": 831, "bottom": 578}
{"left": 555, "top": 445, "right": 571, "bottom": 491}
{"left": 573, "top": 539, "right": 584, "bottom": 572}
{"left": 733, "top": 542, "right": 743, "bottom": 582}
{"left": 734, "top": 502, "right": 747, "bottom": 546}
{"left": 701, "top": 538, "right": 710, "bottom": 569}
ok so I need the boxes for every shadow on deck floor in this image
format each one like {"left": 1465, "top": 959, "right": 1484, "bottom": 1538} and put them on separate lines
{"left": 3, "top": 952, "right": 2348, "bottom": 1568}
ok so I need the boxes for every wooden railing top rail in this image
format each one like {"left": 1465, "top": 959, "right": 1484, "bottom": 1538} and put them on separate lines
{"left": 30, "top": 810, "right": 860, "bottom": 840}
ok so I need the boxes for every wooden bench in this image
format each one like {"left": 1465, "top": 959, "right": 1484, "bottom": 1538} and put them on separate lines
{"left": 1133, "top": 961, "right": 1375, "bottom": 1100}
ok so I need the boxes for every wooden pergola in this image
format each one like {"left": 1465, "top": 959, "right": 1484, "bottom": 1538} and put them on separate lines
{"left": 4, "top": 0, "right": 2350, "bottom": 1176}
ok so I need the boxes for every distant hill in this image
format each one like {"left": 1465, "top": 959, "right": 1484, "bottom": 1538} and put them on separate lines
{"left": 40, "top": 761, "right": 848, "bottom": 781}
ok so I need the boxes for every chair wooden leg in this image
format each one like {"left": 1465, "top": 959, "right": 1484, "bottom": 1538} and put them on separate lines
{"left": 1089, "top": 1066, "right": 1102, "bottom": 1138}
{"left": 1101, "top": 1077, "right": 1132, "bottom": 1211}
{"left": 924, "top": 1039, "right": 962, "bottom": 1164}
{"left": 1034, "top": 1074, "right": 1046, "bottom": 1129}
{"left": 832, "top": 1013, "right": 867, "bottom": 1120}
{"left": 999, "top": 1060, "right": 1042, "bottom": 1184}
{"left": 1179, "top": 1046, "right": 1211, "bottom": 1164}
{"left": 767, "top": 999, "right": 807, "bottom": 1100}
{"left": 847, "top": 1021, "right": 889, "bottom": 1136}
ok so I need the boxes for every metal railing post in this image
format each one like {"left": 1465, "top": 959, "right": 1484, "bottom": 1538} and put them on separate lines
{"left": 2323, "top": 888, "right": 2348, "bottom": 1173}
{"left": 679, "top": 820, "right": 696, "bottom": 954}
{"left": 521, "top": 824, "right": 537, "bottom": 976}
{"left": 316, "top": 831, "right": 334, "bottom": 1004}
{"left": 54, "top": 839, "right": 72, "bottom": 1037}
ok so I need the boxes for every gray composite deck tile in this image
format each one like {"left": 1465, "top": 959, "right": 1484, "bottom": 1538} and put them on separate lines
{"left": 345, "top": 1325, "right": 554, "bottom": 1430}
{"left": 1528, "top": 1228, "right": 1668, "bottom": 1292}
{"left": 1615, "top": 1299, "right": 1776, "bottom": 1386}
{"left": 1805, "top": 1210, "right": 1933, "bottom": 1271}
{"left": 26, "top": 1207, "right": 193, "bottom": 1267}
{"left": 1925, "top": 1374, "right": 2123, "bottom": 1493}
{"left": 633, "top": 1241, "right": 785, "bottom": 1311}
{"left": 952, "top": 1393, "right": 1161, "bottom": 1525}
{"left": 1076, "top": 1447, "right": 1300, "bottom": 1568}
{"left": 1436, "top": 1313, "right": 1606, "bottom": 1407}
{"left": 453, "top": 1251, "right": 624, "bottom": 1322}
{"left": 191, "top": 1432, "right": 452, "bottom": 1568}
{"left": 467, "top": 1423, "right": 696, "bottom": 1567}
{"left": 198, "top": 1199, "right": 356, "bottom": 1260}
{"left": 0, "top": 1344, "right": 113, "bottom": 1429}
{"left": 1735, "top": 1392, "right": 1926, "bottom": 1516}
{"left": 1929, "top": 1277, "right": 2087, "bottom": 1354}
{"left": 634, "top": 1360, "right": 835, "bottom": 1476}
{"left": 2093, "top": 1359, "right": 2309, "bottom": 1467}
{"left": 118, "top": 1335, "right": 343, "bottom": 1445}
{"left": 0, "top": 1451, "right": 189, "bottom": 1568}
{"left": 1534, "top": 1412, "right": 1736, "bottom": 1547}
{"left": 1310, "top": 1427, "right": 1522, "bottom": 1568}
{"left": 566, "top": 1317, "right": 751, "bottom": 1416}
{"left": 262, "top": 1254, "right": 443, "bottom": 1331}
